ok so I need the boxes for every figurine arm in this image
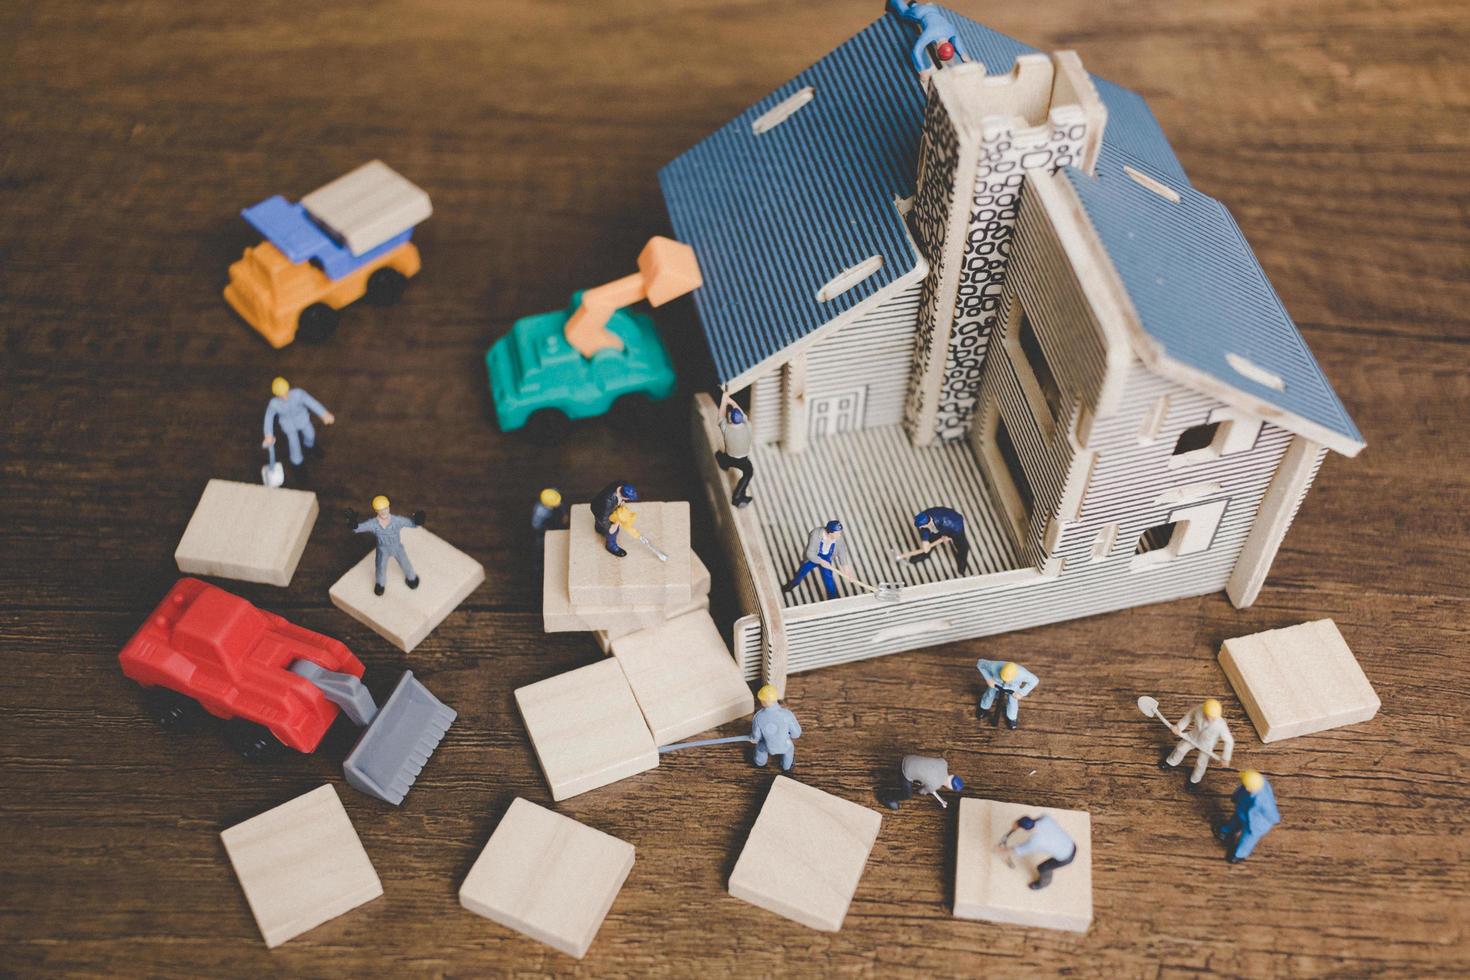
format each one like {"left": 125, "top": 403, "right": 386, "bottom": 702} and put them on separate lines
{"left": 787, "top": 712, "right": 802, "bottom": 740}
{"left": 1013, "top": 671, "right": 1039, "bottom": 698}
{"left": 262, "top": 404, "right": 279, "bottom": 445}
{"left": 299, "top": 390, "right": 334, "bottom": 424}
{"left": 1219, "top": 724, "right": 1234, "bottom": 765}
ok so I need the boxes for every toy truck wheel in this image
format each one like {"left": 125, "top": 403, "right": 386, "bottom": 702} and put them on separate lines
{"left": 297, "top": 303, "right": 340, "bottom": 343}
{"left": 223, "top": 718, "right": 289, "bottom": 762}
{"left": 522, "top": 408, "right": 571, "bottom": 442}
{"left": 144, "top": 688, "right": 207, "bottom": 732}
{"left": 365, "top": 268, "right": 408, "bottom": 306}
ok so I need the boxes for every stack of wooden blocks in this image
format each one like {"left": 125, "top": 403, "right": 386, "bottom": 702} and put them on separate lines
{"left": 521, "top": 502, "right": 753, "bottom": 800}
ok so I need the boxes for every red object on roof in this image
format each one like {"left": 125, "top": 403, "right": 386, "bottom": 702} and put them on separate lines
{"left": 118, "top": 579, "right": 365, "bottom": 753}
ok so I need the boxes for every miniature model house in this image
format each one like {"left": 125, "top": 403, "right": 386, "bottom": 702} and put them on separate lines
{"left": 660, "top": 7, "right": 1363, "bottom": 688}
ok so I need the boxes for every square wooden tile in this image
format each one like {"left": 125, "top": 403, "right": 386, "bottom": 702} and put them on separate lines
{"left": 329, "top": 527, "right": 484, "bottom": 653}
{"left": 220, "top": 784, "right": 382, "bottom": 948}
{"left": 1220, "top": 618, "right": 1380, "bottom": 742}
{"left": 515, "top": 658, "right": 658, "bottom": 801}
{"left": 459, "top": 798, "right": 634, "bottom": 959}
{"left": 593, "top": 592, "right": 709, "bottom": 653}
{"left": 609, "top": 609, "right": 752, "bottom": 744}
{"left": 566, "top": 502, "right": 692, "bottom": 606}
{"left": 543, "top": 530, "right": 702, "bottom": 635}
{"left": 953, "top": 797, "right": 1092, "bottom": 933}
{"left": 728, "top": 775, "right": 882, "bottom": 932}
{"left": 175, "top": 479, "right": 317, "bottom": 586}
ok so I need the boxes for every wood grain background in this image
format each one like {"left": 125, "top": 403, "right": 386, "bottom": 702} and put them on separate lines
{"left": 2, "top": 0, "right": 1467, "bottom": 975}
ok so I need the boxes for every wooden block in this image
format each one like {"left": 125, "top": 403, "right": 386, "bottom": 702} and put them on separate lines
{"left": 609, "top": 609, "right": 753, "bottom": 744}
{"left": 544, "top": 531, "right": 709, "bottom": 634}
{"left": 219, "top": 784, "right": 382, "bottom": 948}
{"left": 174, "top": 479, "right": 317, "bottom": 586}
{"left": 728, "top": 776, "right": 882, "bottom": 932}
{"left": 328, "top": 527, "right": 484, "bottom": 653}
{"left": 953, "top": 797, "right": 1092, "bottom": 933}
{"left": 459, "top": 798, "right": 634, "bottom": 959}
{"left": 566, "top": 502, "right": 692, "bottom": 606}
{"left": 592, "top": 592, "right": 709, "bottom": 652}
{"left": 515, "top": 658, "right": 658, "bottom": 801}
{"left": 1219, "top": 618, "right": 1380, "bottom": 742}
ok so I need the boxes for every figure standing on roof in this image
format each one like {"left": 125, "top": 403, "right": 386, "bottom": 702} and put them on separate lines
{"left": 714, "top": 389, "right": 755, "bottom": 507}
{"left": 591, "top": 482, "right": 639, "bottom": 557}
{"left": 888, "top": 0, "right": 970, "bottom": 72}
{"left": 347, "top": 496, "right": 425, "bottom": 596}
{"left": 910, "top": 506, "right": 970, "bottom": 575}
{"left": 262, "top": 377, "right": 334, "bottom": 468}
{"left": 781, "top": 520, "right": 853, "bottom": 601}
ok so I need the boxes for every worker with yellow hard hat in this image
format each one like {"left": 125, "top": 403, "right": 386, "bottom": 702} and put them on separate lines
{"left": 348, "top": 494, "right": 426, "bottom": 596}
{"left": 976, "top": 658, "right": 1039, "bottom": 730}
{"left": 1159, "top": 697, "right": 1234, "bottom": 789}
{"left": 1216, "top": 769, "right": 1280, "bottom": 863}
{"left": 531, "top": 488, "right": 567, "bottom": 536}
{"left": 750, "top": 684, "right": 802, "bottom": 772}
{"left": 261, "top": 376, "right": 334, "bottom": 468}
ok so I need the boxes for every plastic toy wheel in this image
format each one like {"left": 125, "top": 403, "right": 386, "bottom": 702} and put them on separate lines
{"left": 145, "top": 688, "right": 207, "bottom": 733}
{"left": 223, "top": 719, "right": 289, "bottom": 762}
{"left": 521, "top": 408, "right": 571, "bottom": 442}
{"left": 297, "top": 303, "right": 340, "bottom": 343}
{"left": 365, "top": 268, "right": 408, "bottom": 306}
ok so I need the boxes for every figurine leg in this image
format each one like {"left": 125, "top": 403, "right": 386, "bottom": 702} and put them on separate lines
{"left": 284, "top": 428, "right": 305, "bottom": 466}
{"left": 1029, "top": 848, "right": 1075, "bottom": 891}
{"left": 395, "top": 547, "right": 419, "bottom": 589}
{"left": 953, "top": 534, "right": 971, "bottom": 575}
{"left": 782, "top": 561, "right": 817, "bottom": 593}
{"left": 1188, "top": 751, "right": 1211, "bottom": 785}
{"left": 1003, "top": 691, "right": 1020, "bottom": 729}
{"left": 778, "top": 748, "right": 794, "bottom": 771}
{"left": 752, "top": 743, "right": 770, "bottom": 768}
{"left": 604, "top": 528, "right": 626, "bottom": 558}
{"left": 1230, "top": 827, "right": 1265, "bottom": 863}
{"left": 373, "top": 549, "right": 389, "bottom": 596}
{"left": 1164, "top": 739, "right": 1192, "bottom": 769}
{"left": 877, "top": 777, "right": 915, "bottom": 810}
{"left": 818, "top": 567, "right": 838, "bottom": 600}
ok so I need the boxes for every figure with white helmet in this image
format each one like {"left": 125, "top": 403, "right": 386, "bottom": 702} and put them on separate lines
{"left": 714, "top": 389, "right": 755, "bottom": 507}
{"left": 261, "top": 377, "right": 334, "bottom": 468}
{"left": 1159, "top": 698, "right": 1234, "bottom": 787}
{"left": 347, "top": 495, "right": 425, "bottom": 596}
{"left": 750, "top": 685, "right": 802, "bottom": 771}
{"left": 976, "top": 659, "right": 1039, "bottom": 729}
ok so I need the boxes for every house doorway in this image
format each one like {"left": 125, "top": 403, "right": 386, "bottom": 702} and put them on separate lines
{"left": 808, "top": 387, "right": 867, "bottom": 439}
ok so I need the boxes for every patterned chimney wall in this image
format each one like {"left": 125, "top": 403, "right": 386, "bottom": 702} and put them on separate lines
{"left": 904, "top": 55, "right": 1101, "bottom": 446}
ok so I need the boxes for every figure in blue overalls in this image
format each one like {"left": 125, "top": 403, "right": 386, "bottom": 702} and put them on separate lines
{"left": 262, "top": 377, "right": 334, "bottom": 467}
{"left": 349, "top": 495, "right": 425, "bottom": 596}
{"left": 750, "top": 684, "right": 802, "bottom": 771}
{"left": 591, "top": 481, "right": 638, "bottom": 557}
{"left": 976, "top": 659, "right": 1039, "bottom": 730}
{"left": 888, "top": 0, "right": 970, "bottom": 72}
{"left": 781, "top": 520, "right": 852, "bottom": 600}
{"left": 1215, "top": 769, "right": 1280, "bottom": 863}
{"left": 912, "top": 506, "right": 971, "bottom": 575}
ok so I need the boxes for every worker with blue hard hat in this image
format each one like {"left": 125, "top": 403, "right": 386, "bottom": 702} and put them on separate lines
{"left": 714, "top": 389, "right": 755, "bottom": 507}
{"left": 877, "top": 755, "right": 965, "bottom": 810}
{"left": 781, "top": 519, "right": 852, "bottom": 600}
{"left": 1216, "top": 769, "right": 1280, "bottom": 863}
{"left": 750, "top": 684, "right": 802, "bottom": 771}
{"left": 591, "top": 481, "right": 639, "bottom": 556}
{"left": 912, "top": 506, "right": 971, "bottom": 575}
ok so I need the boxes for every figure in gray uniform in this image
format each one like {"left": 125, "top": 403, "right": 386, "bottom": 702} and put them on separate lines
{"left": 262, "top": 376, "right": 334, "bottom": 466}
{"left": 996, "top": 814, "right": 1077, "bottom": 891}
{"left": 750, "top": 684, "right": 802, "bottom": 771}
{"left": 714, "top": 390, "right": 754, "bottom": 507}
{"left": 877, "top": 754, "right": 965, "bottom": 810}
{"left": 349, "top": 495, "right": 425, "bottom": 596}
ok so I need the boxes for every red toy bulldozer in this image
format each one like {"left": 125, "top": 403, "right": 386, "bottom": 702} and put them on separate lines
{"left": 119, "top": 578, "right": 454, "bottom": 805}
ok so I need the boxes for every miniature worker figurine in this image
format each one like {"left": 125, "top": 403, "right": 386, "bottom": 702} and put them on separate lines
{"left": 996, "top": 814, "right": 1077, "bottom": 891}
{"left": 531, "top": 488, "right": 567, "bottom": 536}
{"left": 976, "top": 659, "right": 1039, "bottom": 729}
{"left": 750, "top": 684, "right": 802, "bottom": 772}
{"left": 714, "top": 390, "right": 755, "bottom": 507}
{"left": 591, "top": 481, "right": 639, "bottom": 557}
{"left": 262, "top": 377, "right": 334, "bottom": 468}
{"left": 1160, "top": 697, "right": 1234, "bottom": 789}
{"left": 1216, "top": 769, "right": 1280, "bottom": 864}
{"left": 912, "top": 506, "right": 970, "bottom": 575}
{"left": 781, "top": 520, "right": 852, "bottom": 600}
{"left": 876, "top": 755, "right": 964, "bottom": 810}
{"left": 348, "top": 496, "right": 426, "bottom": 596}
{"left": 888, "top": 0, "right": 970, "bottom": 72}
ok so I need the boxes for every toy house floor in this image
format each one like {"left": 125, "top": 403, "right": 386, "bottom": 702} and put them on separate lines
{"left": 749, "top": 425, "right": 1025, "bottom": 608}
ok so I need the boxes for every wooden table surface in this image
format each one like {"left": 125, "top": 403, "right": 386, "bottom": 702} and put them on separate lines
{"left": 3, "top": 1, "right": 1467, "bottom": 975}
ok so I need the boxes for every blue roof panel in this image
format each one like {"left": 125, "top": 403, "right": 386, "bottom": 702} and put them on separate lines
{"left": 1065, "top": 146, "right": 1362, "bottom": 449}
{"left": 660, "top": 6, "right": 1189, "bottom": 385}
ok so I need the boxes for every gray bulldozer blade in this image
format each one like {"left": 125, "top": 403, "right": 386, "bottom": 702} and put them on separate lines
{"left": 343, "top": 671, "right": 456, "bottom": 806}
